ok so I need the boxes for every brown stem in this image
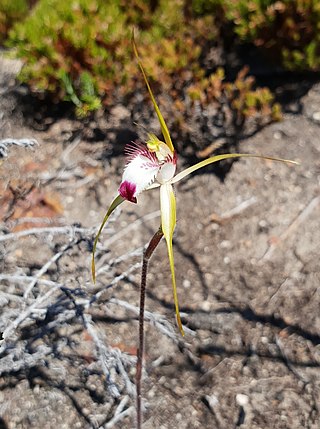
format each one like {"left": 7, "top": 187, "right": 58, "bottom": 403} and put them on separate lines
{"left": 136, "top": 227, "right": 163, "bottom": 429}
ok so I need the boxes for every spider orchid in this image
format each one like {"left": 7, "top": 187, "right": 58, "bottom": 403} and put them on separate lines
{"left": 92, "top": 40, "right": 297, "bottom": 336}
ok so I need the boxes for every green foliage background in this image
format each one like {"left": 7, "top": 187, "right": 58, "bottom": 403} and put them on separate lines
{"left": 2, "top": 0, "right": 319, "bottom": 120}
{"left": 5, "top": 0, "right": 212, "bottom": 114}
{"left": 193, "top": 0, "right": 320, "bottom": 70}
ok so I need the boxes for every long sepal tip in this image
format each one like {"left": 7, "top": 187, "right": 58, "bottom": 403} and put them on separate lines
{"left": 91, "top": 194, "right": 125, "bottom": 283}
{"left": 160, "top": 184, "right": 184, "bottom": 336}
{"left": 171, "top": 153, "right": 299, "bottom": 185}
{"left": 132, "top": 33, "right": 174, "bottom": 153}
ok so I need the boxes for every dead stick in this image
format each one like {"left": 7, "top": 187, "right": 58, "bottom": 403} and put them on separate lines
{"left": 136, "top": 228, "right": 163, "bottom": 429}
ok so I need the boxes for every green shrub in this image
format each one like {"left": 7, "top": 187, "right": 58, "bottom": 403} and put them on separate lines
{"left": 8, "top": 0, "right": 211, "bottom": 115}
{"left": 6, "top": 0, "right": 279, "bottom": 147}
{"left": 188, "top": 66, "right": 281, "bottom": 122}
{"left": 169, "top": 66, "right": 281, "bottom": 156}
{"left": 0, "top": 0, "right": 35, "bottom": 44}
{"left": 193, "top": 0, "right": 320, "bottom": 71}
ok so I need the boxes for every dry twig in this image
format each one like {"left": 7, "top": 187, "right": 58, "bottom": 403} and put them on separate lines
{"left": 0, "top": 138, "right": 38, "bottom": 158}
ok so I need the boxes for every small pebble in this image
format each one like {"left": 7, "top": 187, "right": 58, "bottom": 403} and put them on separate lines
{"left": 220, "top": 240, "right": 231, "bottom": 249}
{"left": 205, "top": 394, "right": 219, "bottom": 408}
{"left": 312, "top": 111, "right": 320, "bottom": 122}
{"left": 236, "top": 393, "right": 249, "bottom": 406}
{"left": 183, "top": 279, "right": 191, "bottom": 288}
{"left": 273, "top": 131, "right": 282, "bottom": 140}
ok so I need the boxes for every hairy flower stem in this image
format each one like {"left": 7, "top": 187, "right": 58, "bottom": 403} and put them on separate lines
{"left": 136, "top": 228, "right": 163, "bottom": 429}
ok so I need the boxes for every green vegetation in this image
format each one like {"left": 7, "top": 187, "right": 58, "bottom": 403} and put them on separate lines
{"left": 0, "top": 0, "right": 35, "bottom": 43}
{"left": 7, "top": 0, "right": 214, "bottom": 116}
{"left": 193, "top": 0, "right": 320, "bottom": 71}
{"left": 4, "top": 0, "right": 305, "bottom": 127}
{"left": 188, "top": 66, "right": 281, "bottom": 123}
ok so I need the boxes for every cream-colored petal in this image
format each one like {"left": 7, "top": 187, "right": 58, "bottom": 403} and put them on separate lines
{"left": 160, "top": 183, "right": 184, "bottom": 335}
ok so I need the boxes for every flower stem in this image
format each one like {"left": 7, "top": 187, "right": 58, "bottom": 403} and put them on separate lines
{"left": 136, "top": 227, "right": 163, "bottom": 429}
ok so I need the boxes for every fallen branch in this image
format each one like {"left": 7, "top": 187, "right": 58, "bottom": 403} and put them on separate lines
{"left": 0, "top": 225, "right": 95, "bottom": 243}
{"left": 23, "top": 239, "right": 78, "bottom": 299}
{"left": 0, "top": 138, "right": 38, "bottom": 158}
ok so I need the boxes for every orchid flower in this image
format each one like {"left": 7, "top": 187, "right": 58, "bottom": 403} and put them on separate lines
{"left": 92, "top": 40, "right": 297, "bottom": 336}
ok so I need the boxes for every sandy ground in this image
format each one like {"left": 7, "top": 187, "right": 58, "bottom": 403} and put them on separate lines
{"left": 0, "top": 54, "right": 319, "bottom": 429}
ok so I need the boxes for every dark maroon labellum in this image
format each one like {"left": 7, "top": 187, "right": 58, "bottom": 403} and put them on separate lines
{"left": 119, "top": 181, "right": 137, "bottom": 203}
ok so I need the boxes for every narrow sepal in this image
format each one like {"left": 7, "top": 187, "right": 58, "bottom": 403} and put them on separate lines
{"left": 160, "top": 184, "right": 184, "bottom": 336}
{"left": 91, "top": 194, "right": 125, "bottom": 283}
{"left": 170, "top": 153, "right": 299, "bottom": 184}
{"left": 132, "top": 35, "right": 174, "bottom": 153}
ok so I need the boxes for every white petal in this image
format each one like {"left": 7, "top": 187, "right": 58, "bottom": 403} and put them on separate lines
{"left": 157, "top": 160, "right": 176, "bottom": 184}
{"left": 122, "top": 154, "right": 160, "bottom": 196}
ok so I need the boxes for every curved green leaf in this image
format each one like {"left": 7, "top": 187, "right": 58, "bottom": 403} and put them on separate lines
{"left": 92, "top": 194, "right": 125, "bottom": 283}
{"left": 160, "top": 183, "right": 184, "bottom": 336}
{"left": 170, "top": 153, "right": 298, "bottom": 184}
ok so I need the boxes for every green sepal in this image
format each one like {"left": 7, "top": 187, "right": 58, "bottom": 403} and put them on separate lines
{"left": 91, "top": 194, "right": 125, "bottom": 283}
{"left": 160, "top": 183, "right": 184, "bottom": 336}
{"left": 170, "top": 153, "right": 298, "bottom": 184}
{"left": 132, "top": 35, "right": 174, "bottom": 153}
